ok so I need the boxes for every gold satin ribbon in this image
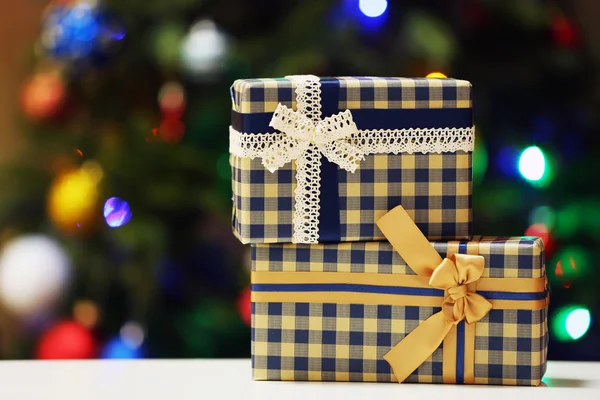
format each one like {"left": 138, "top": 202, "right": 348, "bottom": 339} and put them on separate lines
{"left": 377, "top": 205, "right": 524, "bottom": 384}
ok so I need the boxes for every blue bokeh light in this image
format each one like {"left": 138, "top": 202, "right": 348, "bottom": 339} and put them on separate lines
{"left": 103, "top": 197, "right": 132, "bottom": 228}
{"left": 496, "top": 146, "right": 521, "bottom": 177}
{"left": 101, "top": 337, "right": 143, "bottom": 359}
{"left": 42, "top": 2, "right": 125, "bottom": 60}
{"left": 359, "top": 0, "right": 388, "bottom": 18}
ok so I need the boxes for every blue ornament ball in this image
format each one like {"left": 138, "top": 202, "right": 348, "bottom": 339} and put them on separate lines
{"left": 103, "top": 197, "right": 132, "bottom": 228}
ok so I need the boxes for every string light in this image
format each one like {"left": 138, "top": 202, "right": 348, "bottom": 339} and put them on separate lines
{"left": 518, "top": 146, "right": 546, "bottom": 182}
{"left": 358, "top": 0, "right": 388, "bottom": 18}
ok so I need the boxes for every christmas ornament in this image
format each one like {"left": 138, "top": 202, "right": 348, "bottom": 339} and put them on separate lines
{"left": 20, "top": 72, "right": 66, "bottom": 121}
{"left": 47, "top": 161, "right": 103, "bottom": 233}
{"left": 37, "top": 321, "right": 96, "bottom": 359}
{"left": 103, "top": 197, "right": 132, "bottom": 228}
{"left": 180, "top": 20, "right": 229, "bottom": 79}
{"left": 0, "top": 235, "right": 71, "bottom": 318}
{"left": 41, "top": 1, "right": 125, "bottom": 62}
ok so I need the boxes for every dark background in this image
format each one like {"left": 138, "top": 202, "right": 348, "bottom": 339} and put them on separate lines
{"left": 0, "top": 0, "right": 598, "bottom": 361}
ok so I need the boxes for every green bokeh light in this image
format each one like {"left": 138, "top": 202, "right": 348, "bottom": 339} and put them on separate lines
{"left": 553, "top": 306, "right": 591, "bottom": 341}
{"left": 472, "top": 132, "right": 488, "bottom": 184}
{"left": 518, "top": 146, "right": 552, "bottom": 187}
{"left": 528, "top": 205, "right": 556, "bottom": 230}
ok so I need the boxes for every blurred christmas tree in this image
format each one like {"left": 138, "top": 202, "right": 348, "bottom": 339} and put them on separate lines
{"left": 0, "top": 0, "right": 598, "bottom": 360}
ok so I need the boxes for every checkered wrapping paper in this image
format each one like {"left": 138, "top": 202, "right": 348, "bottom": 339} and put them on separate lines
{"left": 231, "top": 77, "right": 472, "bottom": 113}
{"left": 230, "top": 77, "right": 473, "bottom": 244}
{"left": 251, "top": 237, "right": 549, "bottom": 385}
{"left": 232, "top": 152, "right": 472, "bottom": 244}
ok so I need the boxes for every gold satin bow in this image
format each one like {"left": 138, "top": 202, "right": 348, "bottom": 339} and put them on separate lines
{"left": 431, "top": 254, "right": 492, "bottom": 325}
{"left": 377, "top": 205, "right": 492, "bottom": 383}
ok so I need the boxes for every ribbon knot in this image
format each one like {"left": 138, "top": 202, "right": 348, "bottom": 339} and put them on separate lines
{"left": 261, "top": 103, "right": 364, "bottom": 173}
{"left": 430, "top": 254, "right": 492, "bottom": 325}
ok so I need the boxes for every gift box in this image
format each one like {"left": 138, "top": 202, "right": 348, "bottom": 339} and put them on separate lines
{"left": 250, "top": 206, "right": 549, "bottom": 385}
{"left": 230, "top": 75, "right": 474, "bottom": 244}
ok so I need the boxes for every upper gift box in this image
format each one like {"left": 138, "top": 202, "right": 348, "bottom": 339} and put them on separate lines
{"left": 229, "top": 75, "right": 474, "bottom": 244}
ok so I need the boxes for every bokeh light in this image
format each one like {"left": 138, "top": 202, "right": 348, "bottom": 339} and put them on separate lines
{"left": 524, "top": 223, "right": 554, "bottom": 254}
{"left": 158, "top": 81, "right": 186, "bottom": 116}
{"left": 217, "top": 153, "right": 232, "bottom": 181}
{"left": 553, "top": 306, "right": 591, "bottom": 341}
{"left": 237, "top": 287, "right": 251, "bottom": 326}
{"left": 120, "top": 321, "right": 145, "bottom": 349}
{"left": 103, "top": 197, "right": 132, "bottom": 228}
{"left": 20, "top": 72, "right": 66, "bottom": 120}
{"left": 180, "top": 20, "right": 228, "bottom": 79}
{"left": 472, "top": 131, "right": 488, "bottom": 183}
{"left": 518, "top": 146, "right": 546, "bottom": 181}
{"left": 41, "top": 1, "right": 124, "bottom": 61}
{"left": 358, "top": 0, "right": 388, "bottom": 18}
{"left": 101, "top": 337, "right": 143, "bottom": 359}
{"left": 73, "top": 299, "right": 100, "bottom": 328}
{"left": 37, "top": 321, "right": 96, "bottom": 359}
{"left": 566, "top": 308, "right": 591, "bottom": 340}
{"left": 426, "top": 72, "right": 447, "bottom": 78}
{"left": 552, "top": 246, "right": 590, "bottom": 288}
{"left": 529, "top": 205, "right": 556, "bottom": 230}
{"left": 158, "top": 118, "right": 185, "bottom": 143}
{"left": 496, "top": 146, "right": 521, "bottom": 177}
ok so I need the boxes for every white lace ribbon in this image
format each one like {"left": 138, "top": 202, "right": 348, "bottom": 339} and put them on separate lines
{"left": 229, "top": 75, "right": 475, "bottom": 244}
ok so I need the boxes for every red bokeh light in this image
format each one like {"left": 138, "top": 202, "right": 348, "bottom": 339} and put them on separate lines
{"left": 552, "top": 15, "right": 578, "bottom": 48}
{"left": 237, "top": 287, "right": 251, "bottom": 326}
{"left": 37, "top": 321, "right": 97, "bottom": 360}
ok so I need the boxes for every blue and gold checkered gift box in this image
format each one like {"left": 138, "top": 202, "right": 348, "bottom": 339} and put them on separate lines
{"left": 230, "top": 76, "right": 474, "bottom": 244}
{"left": 250, "top": 236, "right": 549, "bottom": 385}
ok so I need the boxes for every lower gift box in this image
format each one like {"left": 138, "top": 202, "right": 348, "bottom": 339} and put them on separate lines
{"left": 250, "top": 206, "right": 549, "bottom": 385}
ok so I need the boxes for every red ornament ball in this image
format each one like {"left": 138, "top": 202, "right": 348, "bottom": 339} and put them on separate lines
{"left": 237, "top": 287, "right": 251, "bottom": 326}
{"left": 20, "top": 73, "right": 66, "bottom": 121}
{"left": 37, "top": 321, "right": 96, "bottom": 359}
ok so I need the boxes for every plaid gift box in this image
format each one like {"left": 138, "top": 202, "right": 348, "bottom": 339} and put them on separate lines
{"left": 230, "top": 76, "right": 474, "bottom": 244}
{"left": 250, "top": 234, "right": 549, "bottom": 385}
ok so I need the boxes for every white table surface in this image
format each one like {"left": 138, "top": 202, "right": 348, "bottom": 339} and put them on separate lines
{"left": 0, "top": 359, "right": 597, "bottom": 399}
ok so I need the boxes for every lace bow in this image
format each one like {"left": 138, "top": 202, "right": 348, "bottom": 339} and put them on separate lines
{"left": 261, "top": 104, "right": 364, "bottom": 173}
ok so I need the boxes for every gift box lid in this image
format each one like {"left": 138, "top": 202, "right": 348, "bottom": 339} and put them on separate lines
{"left": 231, "top": 76, "right": 472, "bottom": 115}
{"left": 229, "top": 76, "right": 475, "bottom": 245}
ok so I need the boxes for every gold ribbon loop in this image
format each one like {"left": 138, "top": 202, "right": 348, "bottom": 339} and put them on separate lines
{"left": 377, "top": 205, "right": 492, "bottom": 383}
